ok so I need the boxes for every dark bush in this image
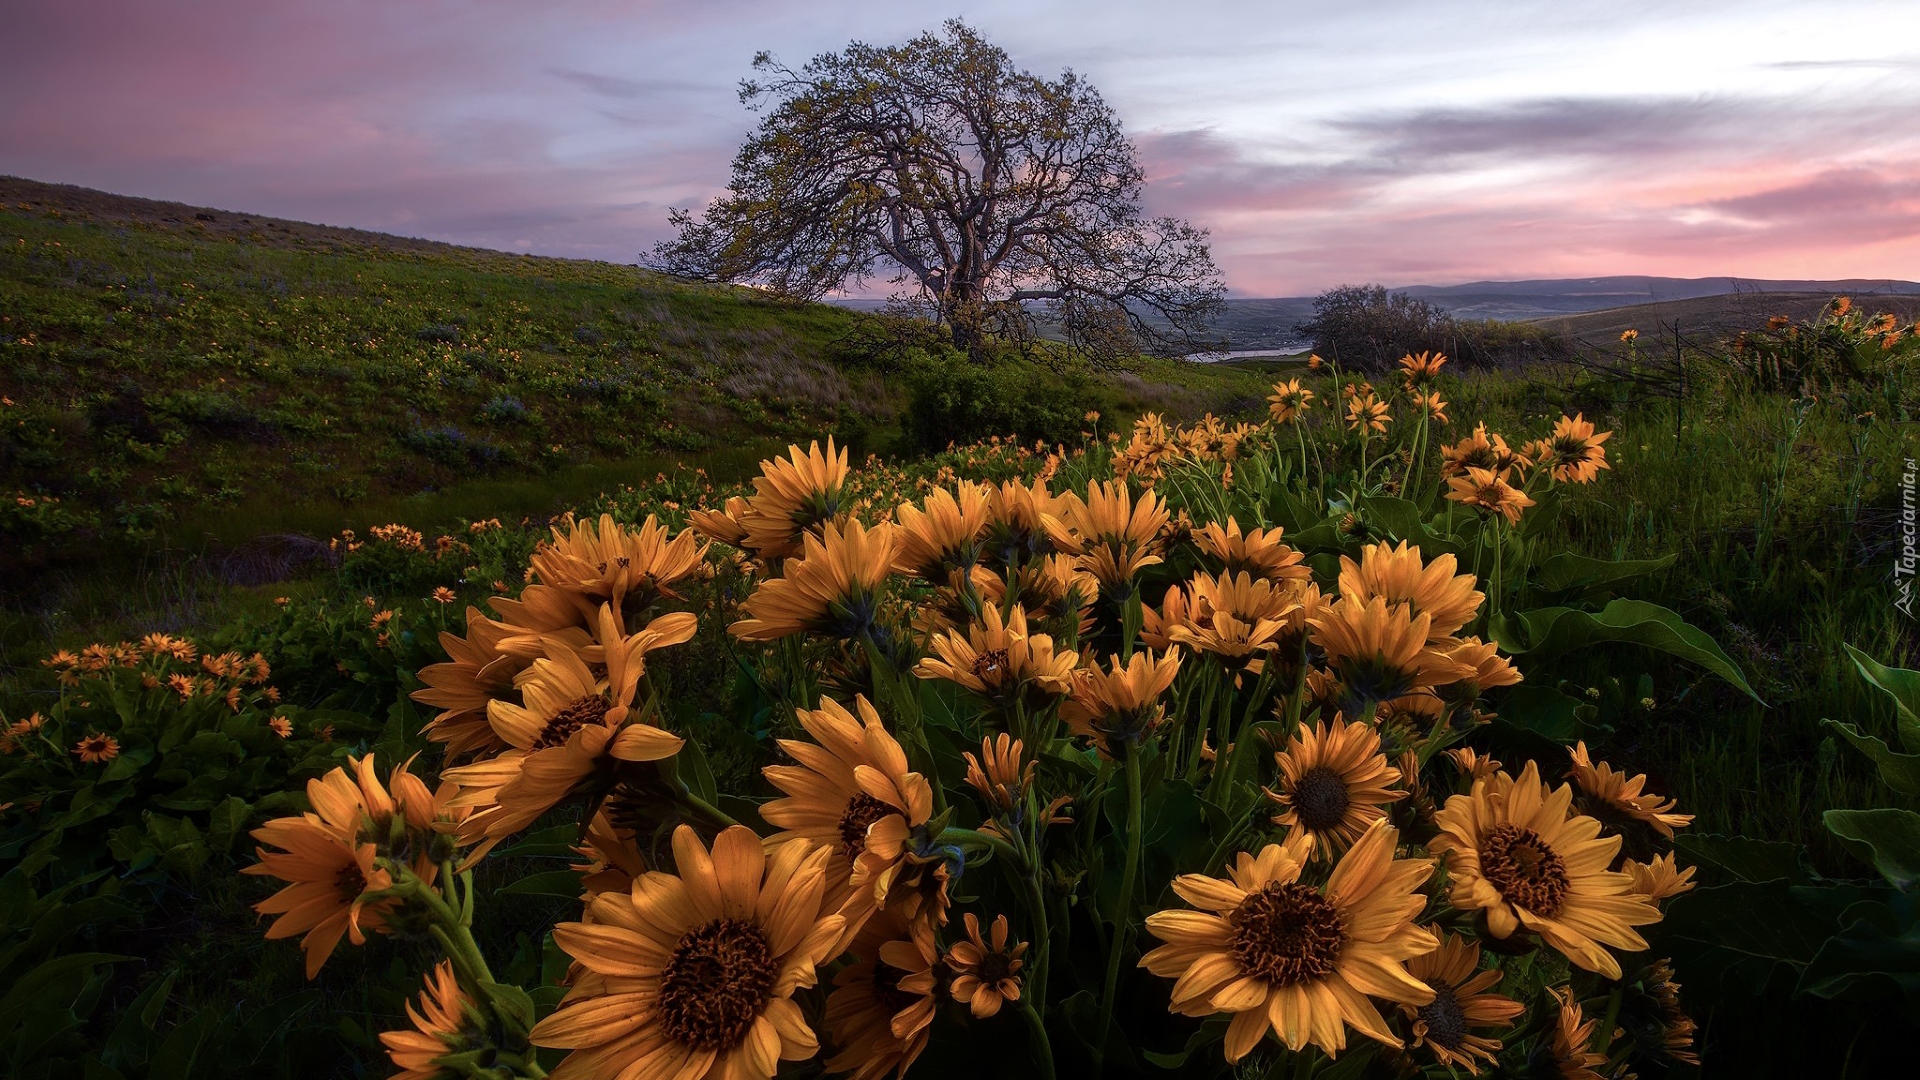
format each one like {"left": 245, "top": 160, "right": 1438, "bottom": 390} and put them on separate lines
{"left": 1295, "top": 284, "right": 1458, "bottom": 372}
{"left": 403, "top": 424, "right": 504, "bottom": 468}
{"left": 901, "top": 356, "right": 1095, "bottom": 453}
{"left": 414, "top": 323, "right": 461, "bottom": 343}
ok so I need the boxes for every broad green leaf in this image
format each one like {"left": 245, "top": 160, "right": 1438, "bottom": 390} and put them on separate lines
{"left": 205, "top": 796, "right": 252, "bottom": 855}
{"left": 492, "top": 825, "right": 584, "bottom": 860}
{"left": 1824, "top": 720, "right": 1920, "bottom": 795}
{"left": 1490, "top": 599, "right": 1760, "bottom": 703}
{"left": 101, "top": 970, "right": 177, "bottom": 1071}
{"left": 1492, "top": 685, "right": 1587, "bottom": 741}
{"left": 1824, "top": 808, "right": 1920, "bottom": 889}
{"left": 1844, "top": 643, "right": 1920, "bottom": 752}
{"left": 499, "top": 870, "right": 586, "bottom": 900}
{"left": 1795, "top": 909, "right": 1920, "bottom": 1009}
{"left": 1675, "top": 834, "right": 1813, "bottom": 885}
{"left": 1660, "top": 882, "right": 1835, "bottom": 966}
{"left": 1531, "top": 551, "right": 1676, "bottom": 594}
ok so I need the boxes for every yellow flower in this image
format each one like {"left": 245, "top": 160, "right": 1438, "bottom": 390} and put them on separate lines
{"left": 1623, "top": 852, "right": 1697, "bottom": 901}
{"left": 1345, "top": 393, "right": 1390, "bottom": 434}
{"left": 380, "top": 960, "right": 484, "bottom": 1080}
{"left": 892, "top": 481, "right": 991, "bottom": 582}
{"left": 1398, "top": 933, "right": 1524, "bottom": 1075}
{"left": 1413, "top": 389, "right": 1448, "bottom": 424}
{"left": 1440, "top": 422, "right": 1531, "bottom": 480}
{"left": 1430, "top": 760, "right": 1662, "bottom": 978}
{"left": 444, "top": 606, "right": 693, "bottom": 841}
{"left": 1265, "top": 716, "right": 1406, "bottom": 859}
{"left": 741, "top": 439, "right": 852, "bottom": 559}
{"left": 1398, "top": 350, "right": 1448, "bottom": 386}
{"left": 1567, "top": 741, "right": 1693, "bottom": 838}
{"left": 1337, "top": 540, "right": 1484, "bottom": 641}
{"left": 1446, "top": 466, "right": 1536, "bottom": 525}
{"left": 823, "top": 907, "right": 940, "bottom": 1080}
{"left": 963, "top": 733, "right": 1033, "bottom": 812}
{"left": 1267, "top": 379, "right": 1314, "bottom": 423}
{"left": 1193, "top": 518, "right": 1310, "bottom": 583}
{"left": 529, "top": 826, "right": 846, "bottom": 1080}
{"left": 945, "top": 913, "right": 1027, "bottom": 1019}
{"left": 913, "top": 604, "right": 1077, "bottom": 712}
{"left": 73, "top": 732, "right": 120, "bottom": 763}
{"left": 730, "top": 519, "right": 896, "bottom": 641}
{"left": 1544, "top": 986, "right": 1608, "bottom": 1080}
{"left": 983, "top": 476, "right": 1068, "bottom": 568}
{"left": 1308, "top": 597, "right": 1472, "bottom": 714}
{"left": 1060, "top": 649, "right": 1183, "bottom": 758}
{"left": 410, "top": 606, "right": 527, "bottom": 760}
{"left": 1620, "top": 328, "right": 1639, "bottom": 342}
{"left": 1041, "top": 481, "right": 1168, "bottom": 591}
{"left": 1140, "top": 822, "right": 1436, "bottom": 1060}
{"left": 760, "top": 695, "right": 934, "bottom": 932}
{"left": 1541, "top": 413, "right": 1613, "bottom": 484}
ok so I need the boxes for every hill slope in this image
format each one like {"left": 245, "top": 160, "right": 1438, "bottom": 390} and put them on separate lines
{"left": 0, "top": 177, "right": 1266, "bottom": 568}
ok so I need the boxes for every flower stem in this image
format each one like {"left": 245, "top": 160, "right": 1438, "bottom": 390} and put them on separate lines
{"left": 1019, "top": 996, "right": 1059, "bottom": 1080}
{"left": 1095, "top": 750, "right": 1145, "bottom": 1076}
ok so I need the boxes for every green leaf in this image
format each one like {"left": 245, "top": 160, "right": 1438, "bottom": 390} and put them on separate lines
{"left": 1823, "top": 720, "right": 1920, "bottom": 795}
{"left": 1489, "top": 599, "right": 1760, "bottom": 703}
{"left": 147, "top": 1006, "right": 220, "bottom": 1079}
{"left": 100, "top": 970, "right": 177, "bottom": 1071}
{"left": 1660, "top": 882, "right": 1835, "bottom": 966}
{"left": 0, "top": 953, "right": 134, "bottom": 1020}
{"left": 1844, "top": 643, "right": 1920, "bottom": 752}
{"left": 1530, "top": 551, "right": 1676, "bottom": 595}
{"left": 1491, "top": 685, "right": 1587, "bottom": 741}
{"left": 205, "top": 796, "right": 252, "bottom": 855}
{"left": 97, "top": 744, "right": 154, "bottom": 784}
{"left": 1795, "top": 908, "right": 1920, "bottom": 1015}
{"left": 1675, "top": 834, "right": 1813, "bottom": 885}
{"left": 1824, "top": 808, "right": 1920, "bottom": 889}
{"left": 492, "top": 825, "right": 584, "bottom": 860}
{"left": 500, "top": 870, "right": 586, "bottom": 900}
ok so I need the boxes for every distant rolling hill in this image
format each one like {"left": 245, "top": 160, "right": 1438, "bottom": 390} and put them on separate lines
{"left": 838, "top": 277, "right": 1920, "bottom": 353}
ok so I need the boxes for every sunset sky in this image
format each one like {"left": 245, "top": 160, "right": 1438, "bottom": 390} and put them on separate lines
{"left": 5, "top": 0, "right": 1917, "bottom": 296}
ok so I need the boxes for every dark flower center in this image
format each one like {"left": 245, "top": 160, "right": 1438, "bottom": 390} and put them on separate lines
{"left": 1482, "top": 823, "right": 1571, "bottom": 916}
{"left": 871, "top": 961, "right": 920, "bottom": 1014}
{"left": 1291, "top": 765, "right": 1353, "bottom": 831}
{"left": 334, "top": 862, "right": 368, "bottom": 902}
{"left": 839, "top": 792, "right": 898, "bottom": 860}
{"left": 1416, "top": 980, "right": 1468, "bottom": 1048}
{"left": 534, "top": 695, "right": 609, "bottom": 750}
{"left": 658, "top": 917, "right": 777, "bottom": 1052}
{"left": 971, "top": 649, "right": 1011, "bottom": 684}
{"left": 974, "top": 951, "right": 1015, "bottom": 985}
{"left": 1229, "top": 882, "right": 1346, "bottom": 985}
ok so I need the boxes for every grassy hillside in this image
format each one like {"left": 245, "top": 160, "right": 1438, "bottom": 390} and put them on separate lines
{"left": 0, "top": 177, "right": 1268, "bottom": 567}
{"left": 1532, "top": 290, "right": 1920, "bottom": 349}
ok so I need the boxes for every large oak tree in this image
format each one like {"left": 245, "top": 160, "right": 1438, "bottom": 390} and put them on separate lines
{"left": 649, "top": 20, "right": 1225, "bottom": 362}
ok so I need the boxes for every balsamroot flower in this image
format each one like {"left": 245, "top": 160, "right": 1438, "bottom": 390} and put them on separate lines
{"left": 1445, "top": 466, "right": 1536, "bottom": 525}
{"left": 760, "top": 695, "right": 934, "bottom": 932}
{"left": 1140, "top": 822, "right": 1437, "bottom": 1061}
{"left": 1567, "top": 741, "right": 1693, "bottom": 838}
{"left": 1193, "top": 518, "right": 1310, "bottom": 583}
{"left": 1265, "top": 716, "right": 1406, "bottom": 859}
{"left": 411, "top": 605, "right": 525, "bottom": 760}
{"left": 1430, "top": 761, "right": 1661, "bottom": 978}
{"left": 1308, "top": 597, "right": 1472, "bottom": 715}
{"left": 444, "top": 606, "right": 692, "bottom": 842}
{"left": 529, "top": 826, "right": 846, "bottom": 1080}
{"left": 946, "top": 913, "right": 1027, "bottom": 1019}
{"left": 729, "top": 520, "right": 896, "bottom": 642}
{"left": 1267, "top": 379, "right": 1314, "bottom": 423}
{"left": 1041, "top": 481, "right": 1168, "bottom": 591}
{"left": 1399, "top": 350, "right": 1449, "bottom": 386}
{"left": 73, "top": 732, "right": 119, "bottom": 763}
{"left": 1336, "top": 541, "right": 1484, "bottom": 641}
{"left": 914, "top": 604, "right": 1077, "bottom": 712}
{"left": 740, "top": 439, "right": 852, "bottom": 558}
{"left": 1440, "top": 422, "right": 1531, "bottom": 480}
{"left": 1539, "top": 413, "right": 1613, "bottom": 483}
{"left": 1397, "top": 933, "right": 1523, "bottom": 1075}
{"left": 892, "top": 481, "right": 991, "bottom": 582}
{"left": 380, "top": 960, "right": 486, "bottom": 1080}
{"left": 1060, "top": 649, "right": 1183, "bottom": 758}
{"left": 823, "top": 908, "right": 940, "bottom": 1080}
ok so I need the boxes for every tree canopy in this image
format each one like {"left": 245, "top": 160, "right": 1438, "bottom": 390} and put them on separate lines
{"left": 649, "top": 20, "right": 1225, "bottom": 363}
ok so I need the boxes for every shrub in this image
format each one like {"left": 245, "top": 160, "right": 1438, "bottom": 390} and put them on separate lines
{"left": 1297, "top": 283, "right": 1464, "bottom": 371}
{"left": 901, "top": 355, "right": 1096, "bottom": 452}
